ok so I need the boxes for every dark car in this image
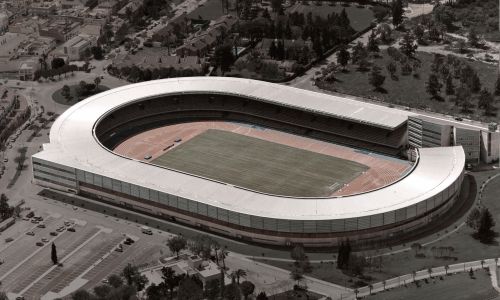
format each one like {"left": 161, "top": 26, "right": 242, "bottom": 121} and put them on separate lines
{"left": 67, "top": 227, "right": 76, "bottom": 232}
{"left": 49, "top": 232, "right": 58, "bottom": 236}
{"left": 26, "top": 211, "right": 34, "bottom": 218}
{"left": 36, "top": 242, "right": 44, "bottom": 247}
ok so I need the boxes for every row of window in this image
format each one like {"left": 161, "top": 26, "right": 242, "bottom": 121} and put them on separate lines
{"left": 74, "top": 167, "right": 463, "bottom": 233}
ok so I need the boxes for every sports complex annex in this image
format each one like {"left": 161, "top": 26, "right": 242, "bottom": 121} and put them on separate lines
{"left": 32, "top": 77, "right": 466, "bottom": 247}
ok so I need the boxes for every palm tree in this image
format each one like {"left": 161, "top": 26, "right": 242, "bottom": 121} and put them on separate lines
{"left": 94, "top": 76, "right": 101, "bottom": 91}
{"left": 219, "top": 248, "right": 228, "bottom": 270}
{"left": 231, "top": 269, "right": 247, "bottom": 284}
{"left": 39, "top": 53, "right": 48, "bottom": 71}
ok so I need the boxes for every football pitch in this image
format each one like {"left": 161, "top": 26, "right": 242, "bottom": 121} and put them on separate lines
{"left": 152, "top": 129, "right": 368, "bottom": 197}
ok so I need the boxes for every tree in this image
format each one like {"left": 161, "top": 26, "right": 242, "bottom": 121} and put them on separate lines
{"left": 162, "top": 266, "right": 181, "bottom": 298}
{"left": 51, "top": 57, "right": 65, "bottom": 69}
{"left": 94, "top": 77, "right": 101, "bottom": 91}
{"left": 367, "top": 30, "right": 379, "bottom": 53}
{"left": 62, "top": 85, "right": 71, "bottom": 101}
{"left": 290, "top": 266, "right": 304, "bottom": 284}
{"left": 51, "top": 242, "right": 58, "bottom": 265}
{"left": 378, "top": 23, "right": 393, "bottom": 44}
{"left": 455, "top": 85, "right": 472, "bottom": 112}
{"left": 495, "top": 75, "right": 500, "bottom": 96}
{"left": 231, "top": 269, "right": 247, "bottom": 284}
{"left": 72, "top": 290, "right": 94, "bottom": 300}
{"left": 268, "top": 41, "right": 277, "bottom": 59}
{"left": 478, "top": 88, "right": 495, "bottom": 115}
{"left": 445, "top": 74, "right": 455, "bottom": 95}
{"left": 476, "top": 208, "right": 495, "bottom": 244}
{"left": 369, "top": 65, "right": 385, "bottom": 91}
{"left": 399, "top": 33, "right": 418, "bottom": 58}
{"left": 351, "top": 42, "right": 366, "bottom": 65}
{"left": 291, "top": 244, "right": 306, "bottom": 262}
{"left": 468, "top": 28, "right": 479, "bottom": 47}
{"left": 224, "top": 281, "right": 241, "bottom": 300}
{"left": 386, "top": 61, "right": 397, "bottom": 79}
{"left": 240, "top": 281, "right": 255, "bottom": 300}
{"left": 426, "top": 73, "right": 442, "bottom": 99}
{"left": 413, "top": 24, "right": 425, "bottom": 43}
{"left": 167, "top": 235, "right": 187, "bottom": 258}
{"left": 392, "top": 0, "right": 404, "bottom": 28}
{"left": 107, "top": 274, "right": 123, "bottom": 288}
{"left": 215, "top": 45, "right": 235, "bottom": 74}
{"left": 337, "top": 46, "right": 350, "bottom": 71}
{"left": 91, "top": 46, "right": 104, "bottom": 60}
{"left": 177, "top": 277, "right": 203, "bottom": 300}
{"left": 0, "top": 194, "right": 13, "bottom": 220}
{"left": 93, "top": 284, "right": 112, "bottom": 299}
{"left": 204, "top": 279, "right": 221, "bottom": 300}
{"left": 121, "top": 263, "right": 147, "bottom": 290}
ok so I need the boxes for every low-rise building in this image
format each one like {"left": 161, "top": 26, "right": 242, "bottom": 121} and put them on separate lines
{"left": 38, "top": 18, "right": 81, "bottom": 42}
{"left": 62, "top": 35, "right": 92, "bottom": 61}
{"left": 29, "top": 1, "right": 57, "bottom": 16}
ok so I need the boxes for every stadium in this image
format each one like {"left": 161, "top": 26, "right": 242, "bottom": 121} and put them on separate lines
{"left": 32, "top": 77, "right": 466, "bottom": 247}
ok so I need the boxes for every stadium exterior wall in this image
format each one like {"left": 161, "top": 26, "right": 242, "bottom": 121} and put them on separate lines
{"left": 32, "top": 152, "right": 465, "bottom": 247}
{"left": 31, "top": 78, "right": 466, "bottom": 247}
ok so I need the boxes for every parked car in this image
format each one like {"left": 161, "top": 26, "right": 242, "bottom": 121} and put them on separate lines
{"left": 26, "top": 211, "right": 34, "bottom": 218}
{"left": 67, "top": 227, "right": 76, "bottom": 232}
{"left": 37, "top": 223, "right": 45, "bottom": 228}
{"left": 31, "top": 219, "right": 39, "bottom": 224}
{"left": 36, "top": 242, "right": 44, "bottom": 247}
{"left": 41, "top": 238, "right": 49, "bottom": 243}
{"left": 141, "top": 226, "right": 153, "bottom": 235}
{"left": 26, "top": 231, "right": 35, "bottom": 236}
{"left": 49, "top": 232, "right": 58, "bottom": 236}
{"left": 56, "top": 226, "right": 65, "bottom": 232}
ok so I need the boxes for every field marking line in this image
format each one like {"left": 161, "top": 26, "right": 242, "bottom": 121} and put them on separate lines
{"left": 18, "top": 227, "right": 105, "bottom": 296}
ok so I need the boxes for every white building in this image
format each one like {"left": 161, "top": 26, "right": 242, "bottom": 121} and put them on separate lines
{"left": 62, "top": 35, "right": 92, "bottom": 61}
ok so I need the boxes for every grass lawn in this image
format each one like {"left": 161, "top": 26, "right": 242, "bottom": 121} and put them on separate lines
{"left": 286, "top": 3, "right": 375, "bottom": 31}
{"left": 52, "top": 85, "right": 109, "bottom": 106}
{"left": 366, "top": 270, "right": 497, "bottom": 300}
{"left": 151, "top": 129, "right": 368, "bottom": 197}
{"left": 319, "top": 50, "right": 499, "bottom": 123}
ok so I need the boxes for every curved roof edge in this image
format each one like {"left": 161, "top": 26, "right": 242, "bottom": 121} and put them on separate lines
{"left": 34, "top": 78, "right": 463, "bottom": 221}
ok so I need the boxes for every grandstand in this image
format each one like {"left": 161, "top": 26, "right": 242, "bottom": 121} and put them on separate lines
{"left": 32, "top": 78, "right": 466, "bottom": 247}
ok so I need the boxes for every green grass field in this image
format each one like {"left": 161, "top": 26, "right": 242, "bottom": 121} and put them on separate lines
{"left": 152, "top": 129, "right": 368, "bottom": 197}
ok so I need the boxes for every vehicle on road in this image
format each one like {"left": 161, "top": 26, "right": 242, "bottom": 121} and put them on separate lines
{"left": 141, "top": 226, "right": 153, "bottom": 235}
{"left": 41, "top": 238, "right": 49, "bottom": 243}
{"left": 49, "top": 232, "right": 58, "bottom": 236}
{"left": 56, "top": 226, "right": 65, "bottom": 232}
{"left": 67, "top": 227, "right": 75, "bottom": 232}
{"left": 26, "top": 231, "right": 34, "bottom": 236}
{"left": 36, "top": 242, "right": 44, "bottom": 246}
